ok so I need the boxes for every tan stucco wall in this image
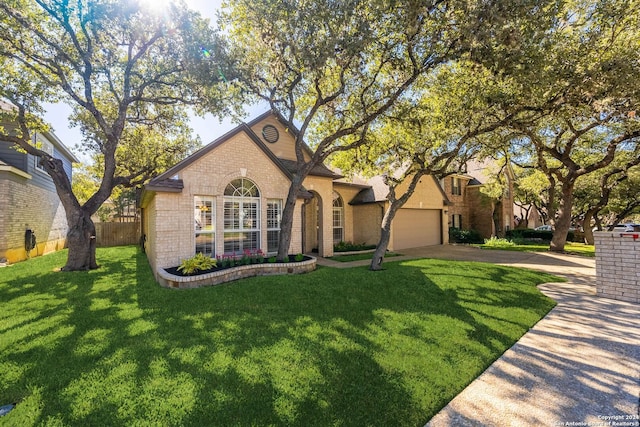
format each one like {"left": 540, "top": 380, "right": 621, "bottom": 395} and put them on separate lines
{"left": 397, "top": 175, "right": 447, "bottom": 210}
{"left": 249, "top": 116, "right": 310, "bottom": 162}
{"left": 302, "top": 175, "right": 335, "bottom": 257}
{"left": 0, "top": 171, "right": 68, "bottom": 263}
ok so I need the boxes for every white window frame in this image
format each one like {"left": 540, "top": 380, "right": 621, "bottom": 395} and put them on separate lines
{"left": 451, "top": 177, "right": 461, "bottom": 196}
{"left": 452, "top": 214, "right": 463, "bottom": 229}
{"left": 194, "top": 196, "right": 215, "bottom": 257}
{"left": 223, "top": 178, "right": 261, "bottom": 254}
{"left": 35, "top": 137, "right": 54, "bottom": 173}
{"left": 266, "top": 199, "right": 282, "bottom": 254}
{"left": 332, "top": 191, "right": 344, "bottom": 244}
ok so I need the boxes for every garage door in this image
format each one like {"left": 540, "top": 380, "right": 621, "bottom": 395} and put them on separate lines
{"left": 392, "top": 209, "right": 442, "bottom": 250}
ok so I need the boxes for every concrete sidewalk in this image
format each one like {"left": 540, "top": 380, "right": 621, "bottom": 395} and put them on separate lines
{"left": 317, "top": 245, "right": 640, "bottom": 426}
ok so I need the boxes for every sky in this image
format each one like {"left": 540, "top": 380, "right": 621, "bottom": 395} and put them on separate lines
{"left": 42, "top": 0, "right": 267, "bottom": 163}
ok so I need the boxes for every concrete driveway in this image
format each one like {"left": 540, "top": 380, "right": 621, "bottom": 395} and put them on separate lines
{"left": 405, "top": 246, "right": 639, "bottom": 427}
{"left": 318, "top": 245, "right": 640, "bottom": 426}
{"left": 400, "top": 244, "right": 596, "bottom": 286}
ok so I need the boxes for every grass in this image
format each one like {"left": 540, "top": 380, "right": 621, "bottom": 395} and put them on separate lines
{"left": 478, "top": 241, "right": 596, "bottom": 257}
{"left": 0, "top": 246, "right": 559, "bottom": 426}
{"left": 327, "top": 252, "right": 402, "bottom": 262}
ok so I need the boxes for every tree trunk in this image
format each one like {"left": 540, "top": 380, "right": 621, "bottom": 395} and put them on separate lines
{"left": 43, "top": 156, "right": 104, "bottom": 271}
{"left": 369, "top": 171, "right": 427, "bottom": 271}
{"left": 583, "top": 209, "right": 596, "bottom": 245}
{"left": 594, "top": 214, "right": 603, "bottom": 232}
{"left": 62, "top": 207, "right": 99, "bottom": 271}
{"left": 370, "top": 204, "right": 396, "bottom": 271}
{"left": 549, "top": 184, "right": 573, "bottom": 252}
{"left": 276, "top": 175, "right": 304, "bottom": 262}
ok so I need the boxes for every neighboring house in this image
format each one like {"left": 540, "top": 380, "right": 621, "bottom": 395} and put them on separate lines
{"left": 442, "top": 159, "right": 515, "bottom": 238}
{"left": 0, "top": 126, "right": 79, "bottom": 263}
{"left": 140, "top": 112, "right": 450, "bottom": 278}
{"left": 514, "top": 203, "right": 543, "bottom": 229}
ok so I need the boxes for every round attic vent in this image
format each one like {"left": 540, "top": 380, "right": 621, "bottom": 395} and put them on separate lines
{"left": 261, "top": 124, "right": 279, "bottom": 143}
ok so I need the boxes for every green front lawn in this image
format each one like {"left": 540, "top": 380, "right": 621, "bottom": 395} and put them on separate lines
{"left": 0, "top": 246, "right": 558, "bottom": 426}
{"left": 479, "top": 240, "right": 595, "bottom": 257}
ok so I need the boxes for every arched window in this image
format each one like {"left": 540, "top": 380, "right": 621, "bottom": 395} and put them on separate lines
{"left": 225, "top": 178, "right": 259, "bottom": 198}
{"left": 332, "top": 191, "right": 344, "bottom": 244}
{"left": 224, "top": 178, "right": 260, "bottom": 254}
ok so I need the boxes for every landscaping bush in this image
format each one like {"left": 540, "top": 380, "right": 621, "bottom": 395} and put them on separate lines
{"left": 449, "top": 228, "right": 484, "bottom": 244}
{"left": 507, "top": 229, "right": 553, "bottom": 241}
{"left": 483, "top": 237, "right": 516, "bottom": 248}
{"left": 177, "top": 252, "right": 217, "bottom": 275}
{"left": 506, "top": 228, "right": 576, "bottom": 242}
{"left": 333, "top": 241, "right": 377, "bottom": 252}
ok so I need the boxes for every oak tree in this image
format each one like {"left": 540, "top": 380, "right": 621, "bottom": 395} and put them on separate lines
{"left": 217, "top": 0, "right": 548, "bottom": 261}
{"left": 0, "top": 0, "right": 223, "bottom": 270}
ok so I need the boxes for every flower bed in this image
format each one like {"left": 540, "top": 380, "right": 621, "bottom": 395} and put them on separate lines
{"left": 157, "top": 255, "right": 316, "bottom": 289}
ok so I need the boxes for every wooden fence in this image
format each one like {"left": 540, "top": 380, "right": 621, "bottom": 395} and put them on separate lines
{"left": 95, "top": 222, "right": 141, "bottom": 247}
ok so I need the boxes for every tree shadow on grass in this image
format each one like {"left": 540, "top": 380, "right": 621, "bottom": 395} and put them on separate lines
{"left": 0, "top": 248, "right": 555, "bottom": 426}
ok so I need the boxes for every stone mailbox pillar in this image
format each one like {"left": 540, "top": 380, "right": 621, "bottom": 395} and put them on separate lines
{"left": 594, "top": 231, "right": 640, "bottom": 303}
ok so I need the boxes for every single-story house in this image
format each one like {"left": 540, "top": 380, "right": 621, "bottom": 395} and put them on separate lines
{"left": 140, "top": 111, "right": 450, "bottom": 278}
{"left": 0, "top": 118, "right": 78, "bottom": 263}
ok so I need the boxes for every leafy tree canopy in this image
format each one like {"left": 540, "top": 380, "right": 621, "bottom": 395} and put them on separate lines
{"left": 0, "top": 0, "right": 230, "bottom": 270}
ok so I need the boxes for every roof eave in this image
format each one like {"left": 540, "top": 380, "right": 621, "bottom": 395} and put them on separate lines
{"left": 42, "top": 130, "right": 80, "bottom": 163}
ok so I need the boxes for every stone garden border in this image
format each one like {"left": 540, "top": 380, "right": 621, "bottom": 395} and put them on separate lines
{"left": 157, "top": 256, "right": 317, "bottom": 289}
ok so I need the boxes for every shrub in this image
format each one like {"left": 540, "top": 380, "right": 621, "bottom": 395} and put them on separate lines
{"left": 177, "top": 252, "right": 217, "bottom": 275}
{"left": 506, "top": 228, "right": 576, "bottom": 242}
{"left": 334, "top": 241, "right": 377, "bottom": 252}
{"left": 241, "top": 250, "right": 252, "bottom": 265}
{"left": 294, "top": 253, "right": 304, "bottom": 262}
{"left": 449, "top": 228, "right": 484, "bottom": 244}
{"left": 483, "top": 237, "right": 516, "bottom": 248}
{"left": 506, "top": 229, "right": 552, "bottom": 241}
{"left": 268, "top": 256, "right": 277, "bottom": 263}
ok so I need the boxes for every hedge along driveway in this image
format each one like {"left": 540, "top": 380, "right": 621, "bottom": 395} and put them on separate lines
{"left": 0, "top": 247, "right": 558, "bottom": 426}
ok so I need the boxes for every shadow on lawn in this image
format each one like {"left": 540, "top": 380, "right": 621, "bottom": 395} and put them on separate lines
{"left": 0, "top": 248, "right": 555, "bottom": 426}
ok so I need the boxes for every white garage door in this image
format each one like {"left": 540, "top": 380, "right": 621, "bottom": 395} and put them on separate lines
{"left": 392, "top": 209, "right": 442, "bottom": 250}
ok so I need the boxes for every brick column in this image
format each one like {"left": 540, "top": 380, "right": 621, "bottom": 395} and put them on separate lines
{"left": 594, "top": 231, "right": 640, "bottom": 303}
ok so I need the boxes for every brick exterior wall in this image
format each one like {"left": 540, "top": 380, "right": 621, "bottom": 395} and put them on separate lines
{"left": 441, "top": 176, "right": 470, "bottom": 229}
{"left": 334, "top": 184, "right": 363, "bottom": 244}
{"left": 142, "top": 196, "right": 158, "bottom": 273}
{"left": 595, "top": 231, "right": 640, "bottom": 303}
{"left": 142, "top": 115, "right": 453, "bottom": 278}
{"left": 443, "top": 172, "right": 515, "bottom": 239}
{"left": 143, "top": 130, "right": 318, "bottom": 277}
{"left": 0, "top": 170, "right": 68, "bottom": 263}
{"left": 467, "top": 187, "right": 496, "bottom": 238}
{"left": 352, "top": 204, "right": 383, "bottom": 246}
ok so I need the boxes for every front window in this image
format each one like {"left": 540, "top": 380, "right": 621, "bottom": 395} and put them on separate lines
{"left": 224, "top": 178, "right": 260, "bottom": 254}
{"left": 267, "top": 199, "right": 282, "bottom": 253}
{"left": 451, "top": 177, "right": 461, "bottom": 196}
{"left": 452, "top": 214, "right": 462, "bottom": 229}
{"left": 195, "top": 196, "right": 215, "bottom": 256}
{"left": 35, "top": 137, "right": 54, "bottom": 172}
{"left": 333, "top": 191, "right": 344, "bottom": 244}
